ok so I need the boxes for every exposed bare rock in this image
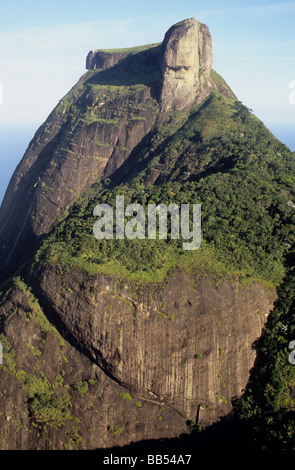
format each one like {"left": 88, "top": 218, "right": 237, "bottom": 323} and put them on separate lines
{"left": 86, "top": 43, "right": 162, "bottom": 71}
{"left": 0, "top": 18, "right": 284, "bottom": 451}
{"left": 0, "top": 266, "right": 275, "bottom": 449}
{"left": 160, "top": 18, "right": 213, "bottom": 111}
{"left": 0, "top": 83, "right": 159, "bottom": 274}
{"left": 86, "top": 50, "right": 129, "bottom": 70}
{"left": 33, "top": 266, "right": 275, "bottom": 427}
{"left": 0, "top": 284, "right": 188, "bottom": 450}
{"left": 86, "top": 18, "right": 215, "bottom": 112}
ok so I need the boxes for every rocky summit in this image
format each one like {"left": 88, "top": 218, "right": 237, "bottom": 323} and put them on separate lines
{"left": 160, "top": 18, "right": 213, "bottom": 111}
{"left": 87, "top": 18, "right": 214, "bottom": 111}
{"left": 0, "top": 18, "right": 294, "bottom": 451}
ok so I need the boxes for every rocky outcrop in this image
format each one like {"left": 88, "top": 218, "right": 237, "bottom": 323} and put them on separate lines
{"left": 0, "top": 283, "right": 188, "bottom": 450}
{"left": 33, "top": 266, "right": 275, "bottom": 427}
{"left": 86, "top": 50, "right": 128, "bottom": 70}
{"left": 0, "top": 267, "right": 275, "bottom": 449}
{"left": 86, "top": 18, "right": 214, "bottom": 112}
{"left": 0, "top": 17, "right": 282, "bottom": 451}
{"left": 160, "top": 18, "right": 213, "bottom": 111}
{"left": 0, "top": 19, "right": 226, "bottom": 276}
{"left": 86, "top": 43, "right": 162, "bottom": 71}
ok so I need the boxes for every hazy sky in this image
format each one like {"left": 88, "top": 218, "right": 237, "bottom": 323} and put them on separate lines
{"left": 0, "top": 0, "right": 294, "bottom": 183}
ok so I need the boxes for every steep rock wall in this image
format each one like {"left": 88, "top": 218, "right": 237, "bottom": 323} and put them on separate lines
{"left": 160, "top": 18, "right": 213, "bottom": 111}
{"left": 86, "top": 18, "right": 214, "bottom": 112}
{"left": 0, "top": 18, "right": 227, "bottom": 276}
{"left": 0, "top": 285, "right": 187, "bottom": 450}
{"left": 32, "top": 266, "right": 275, "bottom": 427}
{"left": 86, "top": 50, "right": 129, "bottom": 70}
{"left": 0, "top": 84, "right": 159, "bottom": 274}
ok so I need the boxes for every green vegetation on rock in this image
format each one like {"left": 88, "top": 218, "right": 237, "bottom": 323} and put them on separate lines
{"left": 232, "top": 248, "right": 295, "bottom": 450}
{"left": 34, "top": 95, "right": 295, "bottom": 288}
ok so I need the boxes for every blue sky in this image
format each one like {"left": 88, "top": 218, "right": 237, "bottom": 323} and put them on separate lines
{"left": 0, "top": 0, "right": 294, "bottom": 200}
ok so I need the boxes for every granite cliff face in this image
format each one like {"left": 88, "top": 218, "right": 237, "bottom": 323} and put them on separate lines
{"left": 0, "top": 18, "right": 291, "bottom": 451}
{"left": 33, "top": 266, "right": 275, "bottom": 426}
{"left": 86, "top": 50, "right": 129, "bottom": 70}
{"left": 86, "top": 43, "right": 161, "bottom": 71}
{"left": 0, "top": 267, "right": 275, "bottom": 449}
{"left": 87, "top": 18, "right": 213, "bottom": 111}
{"left": 0, "top": 279, "right": 189, "bottom": 450}
{"left": 0, "top": 80, "right": 159, "bottom": 274}
{"left": 160, "top": 18, "right": 213, "bottom": 111}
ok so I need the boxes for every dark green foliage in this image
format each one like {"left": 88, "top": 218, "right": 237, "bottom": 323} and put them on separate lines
{"left": 232, "top": 248, "right": 295, "bottom": 449}
{"left": 34, "top": 97, "right": 295, "bottom": 286}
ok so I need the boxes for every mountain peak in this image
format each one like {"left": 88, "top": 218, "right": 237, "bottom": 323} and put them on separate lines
{"left": 160, "top": 18, "right": 213, "bottom": 110}
{"left": 86, "top": 18, "right": 213, "bottom": 111}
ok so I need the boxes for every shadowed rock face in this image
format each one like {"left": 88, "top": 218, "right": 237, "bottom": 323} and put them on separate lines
{"left": 86, "top": 50, "right": 129, "bottom": 70}
{"left": 160, "top": 18, "right": 213, "bottom": 111}
{"left": 0, "top": 282, "right": 189, "bottom": 450}
{"left": 0, "top": 84, "right": 159, "bottom": 274}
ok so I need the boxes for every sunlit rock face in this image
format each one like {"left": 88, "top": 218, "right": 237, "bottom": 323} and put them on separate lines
{"left": 160, "top": 18, "right": 213, "bottom": 111}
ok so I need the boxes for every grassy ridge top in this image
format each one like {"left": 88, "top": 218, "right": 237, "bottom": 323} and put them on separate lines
{"left": 93, "top": 42, "right": 162, "bottom": 55}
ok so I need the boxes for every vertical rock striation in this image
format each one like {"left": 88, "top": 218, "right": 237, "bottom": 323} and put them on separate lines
{"left": 160, "top": 18, "right": 213, "bottom": 111}
{"left": 33, "top": 267, "right": 276, "bottom": 426}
